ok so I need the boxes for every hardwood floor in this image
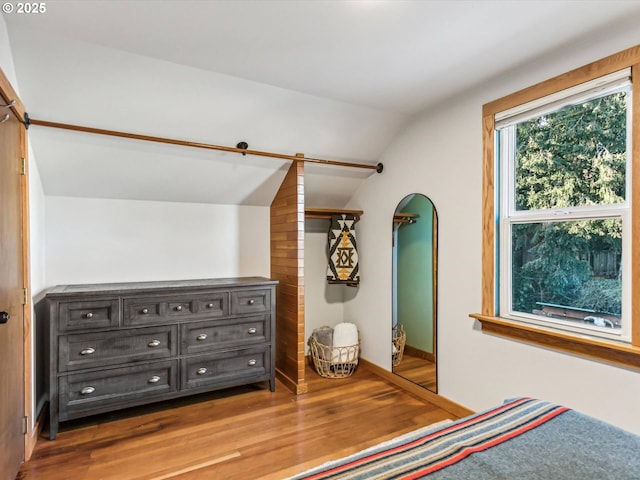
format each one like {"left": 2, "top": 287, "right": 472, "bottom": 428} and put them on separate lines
{"left": 18, "top": 363, "right": 459, "bottom": 480}
{"left": 392, "top": 353, "right": 437, "bottom": 391}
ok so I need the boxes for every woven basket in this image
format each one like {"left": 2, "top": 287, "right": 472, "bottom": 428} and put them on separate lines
{"left": 392, "top": 324, "right": 406, "bottom": 367}
{"left": 309, "top": 336, "right": 359, "bottom": 379}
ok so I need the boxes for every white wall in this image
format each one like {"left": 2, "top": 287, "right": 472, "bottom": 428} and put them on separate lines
{"left": 346, "top": 34, "right": 640, "bottom": 434}
{"left": 45, "top": 196, "right": 270, "bottom": 287}
{"left": 28, "top": 147, "right": 47, "bottom": 300}
{"left": 304, "top": 220, "right": 362, "bottom": 351}
{"left": 29, "top": 148, "right": 47, "bottom": 418}
{"left": 0, "top": 16, "right": 19, "bottom": 87}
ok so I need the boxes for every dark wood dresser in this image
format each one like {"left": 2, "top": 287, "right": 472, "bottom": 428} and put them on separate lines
{"left": 42, "top": 277, "right": 277, "bottom": 439}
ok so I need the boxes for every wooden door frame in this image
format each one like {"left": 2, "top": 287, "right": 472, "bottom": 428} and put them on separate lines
{"left": 21, "top": 126, "right": 34, "bottom": 459}
{"left": 0, "top": 67, "right": 35, "bottom": 460}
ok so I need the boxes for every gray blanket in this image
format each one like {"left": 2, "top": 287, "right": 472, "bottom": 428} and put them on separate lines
{"left": 287, "top": 397, "right": 640, "bottom": 479}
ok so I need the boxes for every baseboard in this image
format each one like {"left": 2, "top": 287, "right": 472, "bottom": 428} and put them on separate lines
{"left": 25, "top": 429, "right": 37, "bottom": 461}
{"left": 404, "top": 345, "right": 436, "bottom": 363}
{"left": 275, "top": 368, "right": 308, "bottom": 395}
{"left": 24, "top": 404, "right": 47, "bottom": 460}
{"left": 359, "top": 358, "right": 474, "bottom": 418}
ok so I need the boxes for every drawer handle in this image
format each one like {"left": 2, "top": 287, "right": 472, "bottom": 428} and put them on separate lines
{"left": 247, "top": 299, "right": 255, "bottom": 305}
{"left": 148, "top": 340, "right": 161, "bottom": 348}
{"left": 196, "top": 367, "right": 207, "bottom": 375}
{"left": 206, "top": 303, "right": 215, "bottom": 309}
{"left": 175, "top": 305, "right": 183, "bottom": 311}
{"left": 248, "top": 359, "right": 257, "bottom": 366}
{"left": 80, "top": 347, "right": 96, "bottom": 356}
{"left": 85, "top": 312, "right": 94, "bottom": 319}
{"left": 80, "top": 386, "right": 95, "bottom": 395}
{"left": 141, "top": 308, "right": 149, "bottom": 314}
{"left": 148, "top": 375, "right": 161, "bottom": 384}
{"left": 247, "top": 328, "right": 257, "bottom": 335}
{"left": 196, "top": 333, "right": 208, "bottom": 341}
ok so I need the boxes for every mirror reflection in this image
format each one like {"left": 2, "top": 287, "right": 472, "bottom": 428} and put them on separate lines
{"left": 392, "top": 194, "right": 437, "bottom": 393}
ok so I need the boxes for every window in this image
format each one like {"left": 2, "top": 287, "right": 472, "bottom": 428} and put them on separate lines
{"left": 472, "top": 45, "right": 640, "bottom": 368}
{"left": 497, "top": 72, "right": 630, "bottom": 341}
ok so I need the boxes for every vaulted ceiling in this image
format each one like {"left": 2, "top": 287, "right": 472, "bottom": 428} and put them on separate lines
{"left": 5, "top": 0, "right": 640, "bottom": 207}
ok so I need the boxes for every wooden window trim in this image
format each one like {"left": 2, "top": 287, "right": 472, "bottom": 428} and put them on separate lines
{"left": 471, "top": 44, "right": 640, "bottom": 369}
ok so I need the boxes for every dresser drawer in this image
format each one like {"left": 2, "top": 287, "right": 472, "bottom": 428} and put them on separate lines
{"left": 58, "top": 325, "right": 178, "bottom": 372}
{"left": 59, "top": 360, "right": 178, "bottom": 415}
{"left": 180, "top": 316, "right": 269, "bottom": 355}
{"left": 58, "top": 298, "right": 120, "bottom": 331}
{"left": 181, "top": 345, "right": 270, "bottom": 390}
{"left": 123, "top": 293, "right": 228, "bottom": 326}
{"left": 192, "top": 293, "right": 228, "bottom": 317}
{"left": 231, "top": 289, "right": 271, "bottom": 315}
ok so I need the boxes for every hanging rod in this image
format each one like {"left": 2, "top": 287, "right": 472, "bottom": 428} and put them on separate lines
{"left": 28, "top": 118, "right": 384, "bottom": 173}
{"left": 393, "top": 212, "right": 419, "bottom": 224}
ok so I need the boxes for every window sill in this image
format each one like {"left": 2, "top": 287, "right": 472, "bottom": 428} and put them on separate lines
{"left": 469, "top": 313, "right": 640, "bottom": 370}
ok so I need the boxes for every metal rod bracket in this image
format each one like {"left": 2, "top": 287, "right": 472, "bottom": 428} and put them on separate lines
{"left": 236, "top": 141, "right": 248, "bottom": 155}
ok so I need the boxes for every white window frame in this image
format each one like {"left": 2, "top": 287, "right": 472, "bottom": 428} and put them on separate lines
{"left": 495, "top": 72, "right": 632, "bottom": 342}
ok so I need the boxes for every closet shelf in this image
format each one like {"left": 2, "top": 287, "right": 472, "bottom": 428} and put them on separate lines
{"left": 304, "top": 208, "right": 363, "bottom": 221}
{"left": 393, "top": 212, "right": 419, "bottom": 224}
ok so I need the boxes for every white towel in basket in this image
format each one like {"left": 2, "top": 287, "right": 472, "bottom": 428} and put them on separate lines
{"left": 332, "top": 322, "right": 358, "bottom": 364}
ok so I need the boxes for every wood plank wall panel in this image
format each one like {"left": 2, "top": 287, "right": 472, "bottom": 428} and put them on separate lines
{"left": 270, "top": 160, "right": 307, "bottom": 394}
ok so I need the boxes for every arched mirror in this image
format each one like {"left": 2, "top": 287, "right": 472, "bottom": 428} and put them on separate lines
{"left": 392, "top": 194, "right": 437, "bottom": 393}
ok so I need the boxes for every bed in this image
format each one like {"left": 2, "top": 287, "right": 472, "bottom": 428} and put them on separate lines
{"left": 286, "top": 397, "right": 640, "bottom": 479}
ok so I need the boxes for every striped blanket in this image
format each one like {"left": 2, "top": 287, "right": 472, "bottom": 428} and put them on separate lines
{"left": 287, "top": 397, "right": 640, "bottom": 479}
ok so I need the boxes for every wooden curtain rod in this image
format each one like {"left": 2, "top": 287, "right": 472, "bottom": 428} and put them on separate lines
{"left": 28, "top": 118, "right": 384, "bottom": 173}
